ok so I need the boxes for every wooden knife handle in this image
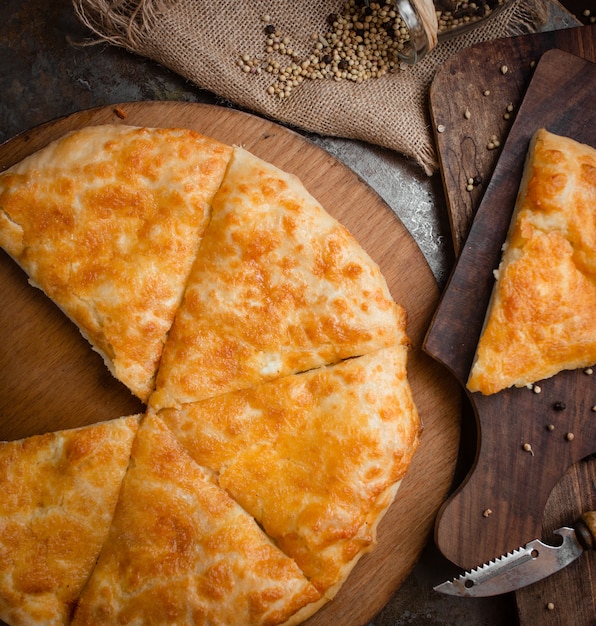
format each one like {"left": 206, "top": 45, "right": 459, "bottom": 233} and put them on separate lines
{"left": 575, "top": 511, "right": 596, "bottom": 550}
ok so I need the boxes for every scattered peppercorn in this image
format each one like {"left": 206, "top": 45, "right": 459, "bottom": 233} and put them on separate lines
{"left": 546, "top": 602, "right": 555, "bottom": 611}
{"left": 553, "top": 401, "right": 566, "bottom": 411}
{"left": 565, "top": 432, "right": 575, "bottom": 441}
{"left": 487, "top": 134, "right": 500, "bottom": 150}
{"left": 522, "top": 443, "right": 534, "bottom": 455}
{"left": 239, "top": 0, "right": 512, "bottom": 99}
{"left": 584, "top": 367, "right": 594, "bottom": 375}
{"left": 239, "top": 1, "right": 416, "bottom": 99}
{"left": 434, "top": 0, "right": 509, "bottom": 32}
{"left": 546, "top": 424, "right": 555, "bottom": 431}
{"left": 580, "top": 9, "right": 596, "bottom": 25}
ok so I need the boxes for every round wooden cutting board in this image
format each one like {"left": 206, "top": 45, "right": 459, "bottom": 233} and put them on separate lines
{"left": 0, "top": 102, "right": 460, "bottom": 625}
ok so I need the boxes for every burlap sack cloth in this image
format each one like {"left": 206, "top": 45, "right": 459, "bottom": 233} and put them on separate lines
{"left": 73, "top": 0, "right": 549, "bottom": 175}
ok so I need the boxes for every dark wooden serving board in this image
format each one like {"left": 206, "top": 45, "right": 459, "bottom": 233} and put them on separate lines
{"left": 0, "top": 102, "right": 460, "bottom": 626}
{"left": 430, "top": 24, "right": 596, "bottom": 256}
{"left": 425, "top": 43, "right": 596, "bottom": 625}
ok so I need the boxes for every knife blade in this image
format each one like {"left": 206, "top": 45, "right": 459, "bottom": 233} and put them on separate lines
{"left": 434, "top": 511, "right": 596, "bottom": 597}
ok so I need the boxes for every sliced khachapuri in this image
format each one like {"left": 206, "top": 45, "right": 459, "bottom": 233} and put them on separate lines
{"left": 150, "top": 146, "right": 406, "bottom": 409}
{"left": 0, "top": 125, "right": 232, "bottom": 401}
{"left": 0, "top": 415, "right": 140, "bottom": 626}
{"left": 467, "top": 129, "right": 596, "bottom": 395}
{"left": 71, "top": 413, "right": 322, "bottom": 626}
{"left": 158, "top": 344, "right": 421, "bottom": 596}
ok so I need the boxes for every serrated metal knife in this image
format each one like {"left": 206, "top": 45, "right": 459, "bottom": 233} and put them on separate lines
{"left": 434, "top": 511, "right": 596, "bottom": 597}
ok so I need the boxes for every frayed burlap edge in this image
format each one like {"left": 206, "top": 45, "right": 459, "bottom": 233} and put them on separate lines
{"left": 72, "top": 0, "right": 549, "bottom": 175}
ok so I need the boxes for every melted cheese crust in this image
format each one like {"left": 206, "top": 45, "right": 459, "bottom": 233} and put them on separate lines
{"left": 150, "top": 146, "right": 407, "bottom": 409}
{"left": 158, "top": 344, "right": 420, "bottom": 595}
{"left": 0, "top": 125, "right": 232, "bottom": 401}
{"left": 0, "top": 127, "right": 420, "bottom": 625}
{"left": 72, "top": 414, "right": 321, "bottom": 626}
{"left": 0, "top": 415, "right": 140, "bottom": 626}
{"left": 467, "top": 129, "right": 596, "bottom": 395}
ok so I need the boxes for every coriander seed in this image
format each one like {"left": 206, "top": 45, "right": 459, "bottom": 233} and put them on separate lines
{"left": 522, "top": 443, "right": 534, "bottom": 455}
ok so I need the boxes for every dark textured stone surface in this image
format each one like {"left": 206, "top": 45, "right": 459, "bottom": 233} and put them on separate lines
{"left": 0, "top": 0, "right": 220, "bottom": 142}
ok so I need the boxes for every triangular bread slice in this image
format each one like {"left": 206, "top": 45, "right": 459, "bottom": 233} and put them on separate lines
{"left": 71, "top": 413, "right": 322, "bottom": 626}
{"left": 0, "top": 415, "right": 140, "bottom": 626}
{"left": 0, "top": 125, "right": 232, "bottom": 402}
{"left": 157, "top": 344, "right": 420, "bottom": 595}
{"left": 467, "top": 129, "right": 596, "bottom": 395}
{"left": 150, "top": 146, "right": 407, "bottom": 409}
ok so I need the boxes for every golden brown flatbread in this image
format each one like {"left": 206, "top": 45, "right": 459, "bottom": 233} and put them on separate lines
{"left": 0, "top": 124, "right": 421, "bottom": 625}
{"left": 467, "top": 129, "right": 596, "bottom": 395}
{"left": 150, "top": 146, "right": 407, "bottom": 410}
{"left": 0, "top": 125, "right": 232, "bottom": 402}
{"left": 0, "top": 415, "right": 140, "bottom": 626}
{"left": 71, "top": 413, "right": 322, "bottom": 626}
{"left": 158, "top": 343, "right": 420, "bottom": 596}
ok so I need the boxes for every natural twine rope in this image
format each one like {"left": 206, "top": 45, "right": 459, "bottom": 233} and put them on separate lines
{"left": 72, "top": 0, "right": 548, "bottom": 174}
{"left": 411, "top": 0, "right": 439, "bottom": 50}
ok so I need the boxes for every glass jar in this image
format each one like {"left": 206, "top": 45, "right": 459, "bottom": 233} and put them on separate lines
{"left": 395, "top": 0, "right": 515, "bottom": 64}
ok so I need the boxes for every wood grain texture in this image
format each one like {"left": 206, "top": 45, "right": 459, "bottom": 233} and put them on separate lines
{"left": 515, "top": 458, "right": 596, "bottom": 626}
{"left": 430, "top": 25, "right": 596, "bottom": 256}
{"left": 424, "top": 48, "right": 596, "bottom": 574}
{"left": 0, "top": 102, "right": 460, "bottom": 626}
